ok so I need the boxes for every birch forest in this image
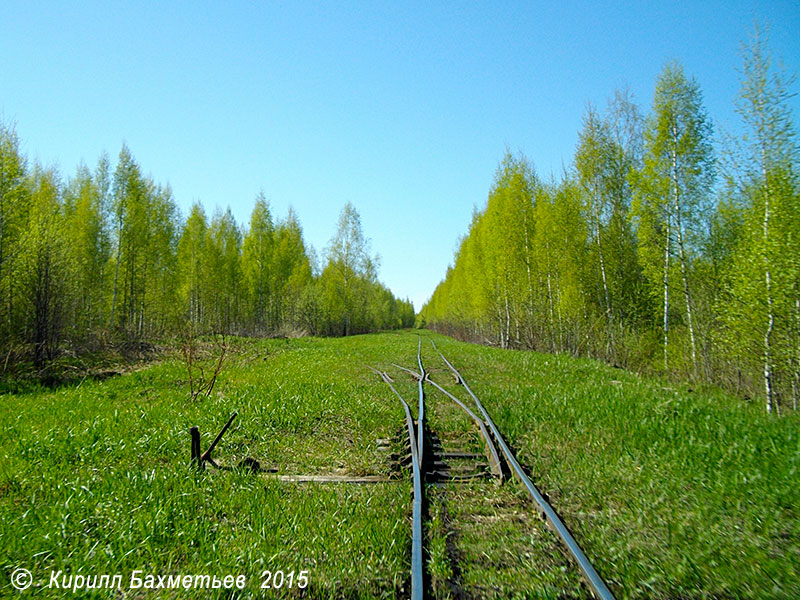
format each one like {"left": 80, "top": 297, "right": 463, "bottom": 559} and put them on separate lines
{"left": 421, "top": 33, "right": 799, "bottom": 413}
{"left": 0, "top": 137, "right": 415, "bottom": 369}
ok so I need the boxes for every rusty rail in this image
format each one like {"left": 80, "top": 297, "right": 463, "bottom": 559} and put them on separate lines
{"left": 431, "top": 340, "right": 615, "bottom": 600}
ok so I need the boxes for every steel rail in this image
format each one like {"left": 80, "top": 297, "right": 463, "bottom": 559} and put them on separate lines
{"left": 431, "top": 341, "right": 615, "bottom": 600}
{"left": 373, "top": 368, "right": 424, "bottom": 600}
{"left": 416, "top": 338, "right": 425, "bottom": 467}
{"left": 391, "top": 363, "right": 504, "bottom": 479}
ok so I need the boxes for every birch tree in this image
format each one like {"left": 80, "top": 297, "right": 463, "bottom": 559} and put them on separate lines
{"left": 0, "top": 122, "right": 29, "bottom": 348}
{"left": 322, "top": 203, "right": 375, "bottom": 336}
{"left": 728, "top": 24, "right": 799, "bottom": 412}
{"left": 271, "top": 208, "right": 312, "bottom": 329}
{"left": 177, "top": 203, "right": 208, "bottom": 328}
{"left": 204, "top": 208, "right": 242, "bottom": 334}
{"left": 63, "top": 163, "right": 110, "bottom": 337}
{"left": 633, "top": 62, "right": 714, "bottom": 374}
{"left": 241, "top": 194, "right": 274, "bottom": 332}
{"left": 576, "top": 106, "right": 615, "bottom": 344}
{"left": 21, "top": 168, "right": 68, "bottom": 366}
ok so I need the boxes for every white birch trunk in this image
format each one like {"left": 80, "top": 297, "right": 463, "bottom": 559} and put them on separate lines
{"left": 663, "top": 208, "right": 671, "bottom": 371}
{"left": 671, "top": 134, "right": 698, "bottom": 376}
{"left": 762, "top": 155, "right": 774, "bottom": 414}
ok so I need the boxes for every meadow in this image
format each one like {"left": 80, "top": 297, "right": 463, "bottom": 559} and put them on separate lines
{"left": 1, "top": 331, "right": 797, "bottom": 598}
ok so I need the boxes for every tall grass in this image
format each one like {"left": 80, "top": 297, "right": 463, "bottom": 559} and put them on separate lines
{"left": 1, "top": 331, "right": 797, "bottom": 598}
{"left": 1, "top": 335, "right": 415, "bottom": 598}
{"left": 426, "top": 334, "right": 799, "bottom": 599}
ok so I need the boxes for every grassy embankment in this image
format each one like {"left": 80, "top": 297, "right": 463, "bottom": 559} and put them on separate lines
{"left": 0, "top": 331, "right": 797, "bottom": 598}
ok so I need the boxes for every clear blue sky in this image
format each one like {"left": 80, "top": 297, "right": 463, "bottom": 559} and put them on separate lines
{"left": 2, "top": 1, "right": 798, "bottom": 310}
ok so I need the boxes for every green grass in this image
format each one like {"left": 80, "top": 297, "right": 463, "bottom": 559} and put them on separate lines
{"left": 0, "top": 335, "right": 415, "bottom": 598}
{"left": 420, "top": 334, "right": 800, "bottom": 599}
{"left": 1, "top": 331, "right": 798, "bottom": 598}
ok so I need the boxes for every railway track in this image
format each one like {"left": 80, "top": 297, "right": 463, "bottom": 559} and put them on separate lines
{"left": 373, "top": 339, "right": 615, "bottom": 600}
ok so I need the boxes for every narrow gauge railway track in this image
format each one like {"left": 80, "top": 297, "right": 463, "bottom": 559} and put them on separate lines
{"left": 373, "top": 350, "right": 424, "bottom": 600}
{"left": 373, "top": 340, "right": 615, "bottom": 600}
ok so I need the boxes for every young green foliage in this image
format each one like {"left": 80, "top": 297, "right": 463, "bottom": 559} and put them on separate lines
{"left": 724, "top": 23, "right": 800, "bottom": 412}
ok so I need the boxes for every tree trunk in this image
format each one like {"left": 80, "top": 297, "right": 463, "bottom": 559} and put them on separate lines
{"left": 110, "top": 224, "right": 122, "bottom": 330}
{"left": 139, "top": 257, "right": 147, "bottom": 338}
{"left": 663, "top": 207, "right": 671, "bottom": 371}
{"left": 546, "top": 270, "right": 555, "bottom": 352}
{"left": 555, "top": 271, "right": 565, "bottom": 352}
{"left": 761, "top": 149, "right": 774, "bottom": 414}
{"left": 594, "top": 183, "right": 612, "bottom": 322}
{"left": 522, "top": 204, "right": 535, "bottom": 343}
{"left": 671, "top": 138, "right": 698, "bottom": 377}
{"left": 593, "top": 181, "right": 613, "bottom": 359}
{"left": 97, "top": 258, "right": 103, "bottom": 330}
{"left": 504, "top": 293, "right": 511, "bottom": 349}
{"left": 127, "top": 248, "right": 136, "bottom": 336}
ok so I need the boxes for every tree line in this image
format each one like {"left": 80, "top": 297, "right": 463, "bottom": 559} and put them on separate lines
{"left": 420, "top": 28, "right": 799, "bottom": 414}
{"left": 0, "top": 137, "right": 414, "bottom": 368}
